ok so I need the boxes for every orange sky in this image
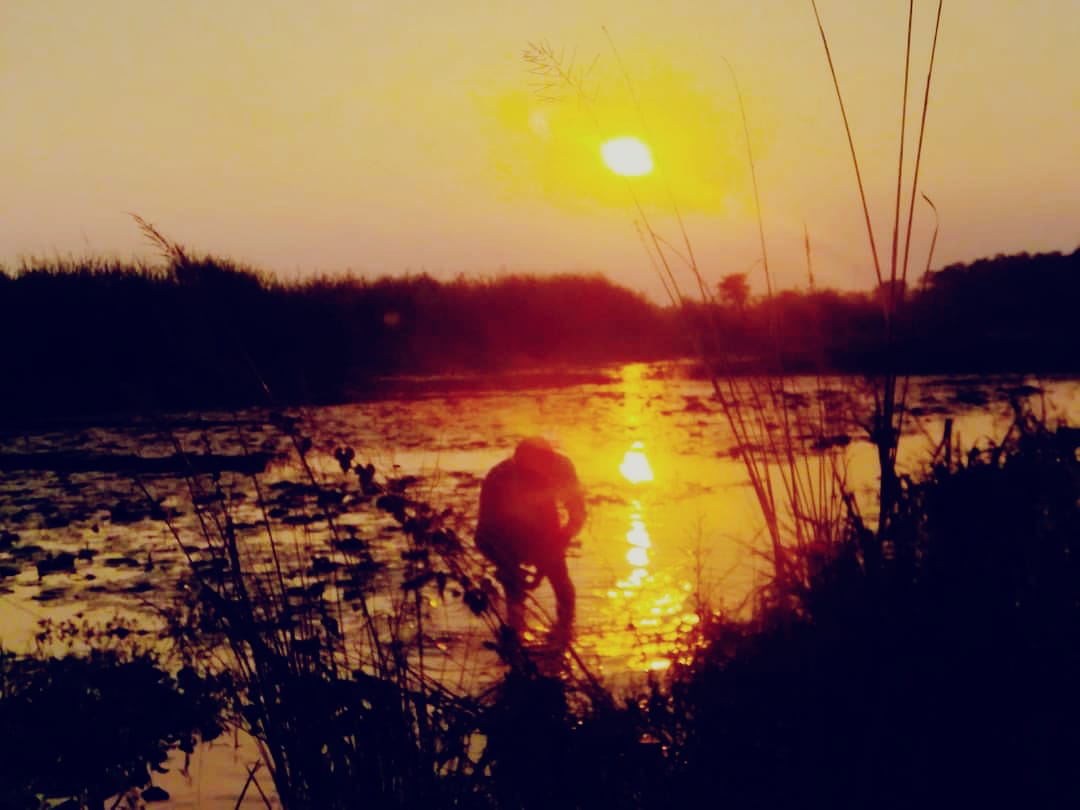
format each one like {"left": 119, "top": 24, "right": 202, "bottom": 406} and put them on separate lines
{"left": 2, "top": 1, "right": 1078, "bottom": 300}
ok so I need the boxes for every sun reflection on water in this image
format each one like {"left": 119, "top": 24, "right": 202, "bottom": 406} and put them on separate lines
{"left": 620, "top": 441, "right": 654, "bottom": 484}
{"left": 589, "top": 440, "right": 701, "bottom": 673}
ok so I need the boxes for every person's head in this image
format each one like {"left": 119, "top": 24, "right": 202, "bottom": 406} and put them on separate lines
{"left": 514, "top": 437, "right": 576, "bottom": 485}
{"left": 514, "top": 437, "right": 558, "bottom": 472}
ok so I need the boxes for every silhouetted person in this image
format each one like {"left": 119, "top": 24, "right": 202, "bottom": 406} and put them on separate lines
{"left": 476, "top": 438, "right": 586, "bottom": 644}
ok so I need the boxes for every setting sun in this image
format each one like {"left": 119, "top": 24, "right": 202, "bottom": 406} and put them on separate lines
{"left": 601, "top": 136, "right": 654, "bottom": 177}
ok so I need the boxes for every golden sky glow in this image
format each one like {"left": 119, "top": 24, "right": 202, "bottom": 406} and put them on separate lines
{"left": 2, "top": 2, "right": 1079, "bottom": 298}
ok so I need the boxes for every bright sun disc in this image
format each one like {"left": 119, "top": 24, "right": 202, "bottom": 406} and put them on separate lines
{"left": 602, "top": 136, "right": 654, "bottom": 177}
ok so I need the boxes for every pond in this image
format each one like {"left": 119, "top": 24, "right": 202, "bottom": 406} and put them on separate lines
{"left": 1, "top": 362, "right": 1076, "bottom": 805}
{"left": 4, "top": 362, "right": 1076, "bottom": 664}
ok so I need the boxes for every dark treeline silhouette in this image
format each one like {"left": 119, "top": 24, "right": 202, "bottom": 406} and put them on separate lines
{"left": 0, "top": 257, "right": 674, "bottom": 420}
{"left": 902, "top": 248, "right": 1080, "bottom": 371}
{"left": 696, "top": 246, "right": 1080, "bottom": 373}
{"left": 3, "top": 245, "right": 1079, "bottom": 419}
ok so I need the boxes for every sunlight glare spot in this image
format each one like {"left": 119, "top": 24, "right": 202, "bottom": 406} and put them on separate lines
{"left": 628, "top": 520, "right": 651, "bottom": 547}
{"left": 602, "top": 136, "right": 654, "bottom": 177}
{"left": 616, "top": 567, "right": 649, "bottom": 590}
{"left": 648, "top": 659, "right": 672, "bottom": 672}
{"left": 620, "top": 442, "right": 654, "bottom": 483}
{"left": 627, "top": 546, "right": 650, "bottom": 567}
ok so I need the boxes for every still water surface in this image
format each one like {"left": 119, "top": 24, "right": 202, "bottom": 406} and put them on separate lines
{"left": 4, "top": 363, "right": 1076, "bottom": 668}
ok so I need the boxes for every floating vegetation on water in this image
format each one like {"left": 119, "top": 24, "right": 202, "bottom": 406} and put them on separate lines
{"left": 0, "top": 645, "right": 228, "bottom": 809}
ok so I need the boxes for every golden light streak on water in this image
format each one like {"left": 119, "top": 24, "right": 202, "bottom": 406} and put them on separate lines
{"left": 620, "top": 441, "right": 655, "bottom": 483}
{"left": 592, "top": 445, "right": 702, "bottom": 673}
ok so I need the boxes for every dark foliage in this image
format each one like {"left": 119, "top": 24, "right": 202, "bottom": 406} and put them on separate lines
{"left": 5, "top": 245, "right": 1077, "bottom": 421}
{"left": 481, "top": 670, "right": 668, "bottom": 810}
{"left": 0, "top": 649, "right": 227, "bottom": 809}
{"left": 694, "top": 246, "right": 1080, "bottom": 374}
{"left": 6, "top": 244, "right": 1080, "bottom": 419}
{"left": 901, "top": 247, "right": 1080, "bottom": 372}
{"left": 0, "top": 258, "right": 673, "bottom": 421}
{"left": 660, "top": 416, "right": 1080, "bottom": 808}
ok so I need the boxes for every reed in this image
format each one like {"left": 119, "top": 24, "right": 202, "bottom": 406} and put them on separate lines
{"left": 113, "top": 224, "right": 631, "bottom": 804}
{"left": 146, "top": 434, "right": 492, "bottom": 806}
{"left": 144, "top": 411, "right": 653, "bottom": 807}
{"left": 661, "top": 401, "right": 1080, "bottom": 807}
{"left": 812, "top": 0, "right": 945, "bottom": 549}
{"left": 526, "top": 1, "right": 946, "bottom": 604}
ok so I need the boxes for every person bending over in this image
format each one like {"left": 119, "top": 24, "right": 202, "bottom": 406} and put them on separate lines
{"left": 475, "top": 438, "right": 586, "bottom": 644}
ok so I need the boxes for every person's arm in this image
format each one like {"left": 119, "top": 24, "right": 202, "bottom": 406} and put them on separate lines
{"left": 558, "top": 457, "right": 586, "bottom": 543}
{"left": 564, "top": 483, "right": 585, "bottom": 541}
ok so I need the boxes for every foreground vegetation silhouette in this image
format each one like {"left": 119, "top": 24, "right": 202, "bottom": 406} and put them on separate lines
{"left": 661, "top": 406, "right": 1080, "bottom": 808}
{"left": 0, "top": 644, "right": 227, "bottom": 809}
{"left": 4, "top": 402, "right": 1078, "bottom": 808}
{"left": 4, "top": 4, "right": 1079, "bottom": 803}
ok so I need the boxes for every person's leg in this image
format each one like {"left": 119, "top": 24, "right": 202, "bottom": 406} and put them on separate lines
{"left": 479, "top": 534, "right": 528, "bottom": 635}
{"left": 497, "top": 564, "right": 527, "bottom": 635}
{"left": 545, "top": 555, "right": 575, "bottom": 643}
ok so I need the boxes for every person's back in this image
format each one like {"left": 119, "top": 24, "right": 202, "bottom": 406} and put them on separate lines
{"left": 475, "top": 438, "right": 585, "bottom": 642}
{"left": 476, "top": 458, "right": 565, "bottom": 568}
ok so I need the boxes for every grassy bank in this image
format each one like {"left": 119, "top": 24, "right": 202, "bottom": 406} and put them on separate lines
{"left": 661, "top": 407, "right": 1080, "bottom": 807}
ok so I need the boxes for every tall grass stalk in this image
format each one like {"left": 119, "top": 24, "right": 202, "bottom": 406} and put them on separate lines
{"left": 812, "top": 0, "right": 944, "bottom": 545}
{"left": 119, "top": 218, "right": 642, "bottom": 807}
{"left": 526, "top": 1, "right": 944, "bottom": 599}
{"left": 526, "top": 42, "right": 847, "bottom": 599}
{"left": 119, "top": 226, "right": 512, "bottom": 808}
{"left": 146, "top": 430, "right": 498, "bottom": 808}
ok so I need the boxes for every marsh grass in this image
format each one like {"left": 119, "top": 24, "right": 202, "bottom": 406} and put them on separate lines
{"left": 22, "top": 4, "right": 1080, "bottom": 806}
{"left": 811, "top": 0, "right": 945, "bottom": 543}
{"left": 527, "top": 1, "right": 946, "bottom": 605}
{"left": 147, "top": 433, "right": 490, "bottom": 807}
{"left": 144, "top": 412, "right": 669, "bottom": 808}
{"left": 123, "top": 10, "right": 958, "bottom": 804}
{"left": 53, "top": 218, "right": 682, "bottom": 808}
{"left": 659, "top": 405, "right": 1080, "bottom": 807}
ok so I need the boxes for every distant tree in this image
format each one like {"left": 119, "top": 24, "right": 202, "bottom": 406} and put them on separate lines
{"left": 717, "top": 272, "right": 751, "bottom": 312}
{"left": 874, "top": 278, "right": 907, "bottom": 312}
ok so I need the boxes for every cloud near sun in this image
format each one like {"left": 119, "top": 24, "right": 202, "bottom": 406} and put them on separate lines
{"left": 482, "top": 58, "right": 760, "bottom": 216}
